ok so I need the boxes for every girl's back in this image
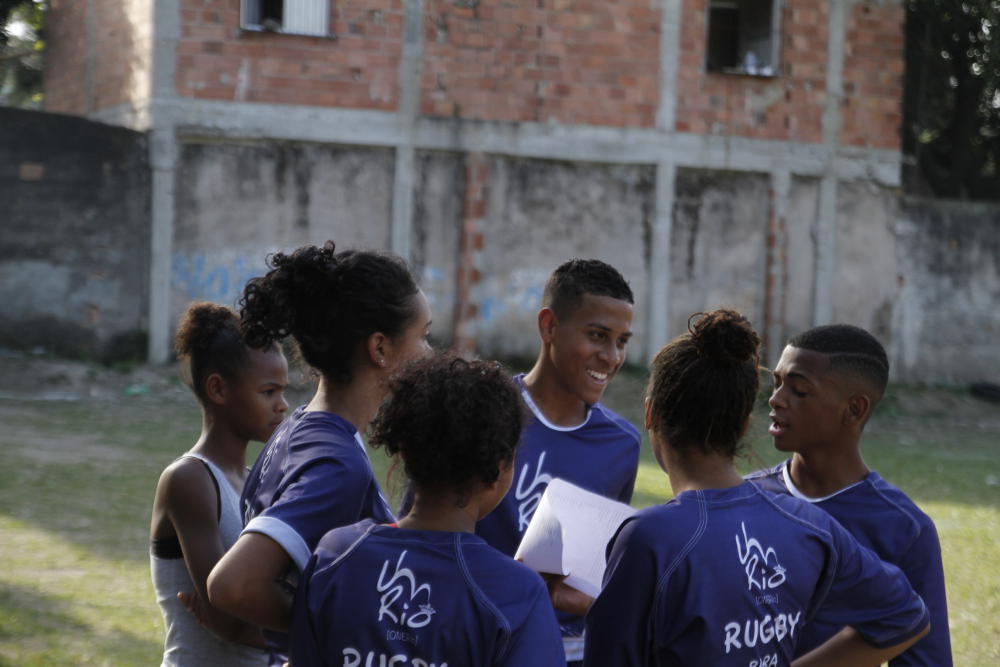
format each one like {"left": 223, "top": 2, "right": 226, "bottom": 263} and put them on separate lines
{"left": 590, "top": 481, "right": 929, "bottom": 666}
{"left": 292, "top": 519, "right": 563, "bottom": 667}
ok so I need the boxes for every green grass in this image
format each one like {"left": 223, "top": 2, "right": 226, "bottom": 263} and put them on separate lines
{"left": 0, "top": 364, "right": 998, "bottom": 664}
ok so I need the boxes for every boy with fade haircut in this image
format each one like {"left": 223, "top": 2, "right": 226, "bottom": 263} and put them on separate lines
{"left": 474, "top": 258, "right": 641, "bottom": 666}
{"left": 747, "top": 324, "right": 952, "bottom": 666}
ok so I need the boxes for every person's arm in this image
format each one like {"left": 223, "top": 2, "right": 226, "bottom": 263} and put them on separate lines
{"left": 792, "top": 624, "right": 930, "bottom": 667}
{"left": 583, "top": 518, "right": 658, "bottom": 666}
{"left": 162, "top": 460, "right": 266, "bottom": 647}
{"left": 208, "top": 532, "right": 295, "bottom": 632}
{"left": 888, "top": 520, "right": 952, "bottom": 666}
{"left": 539, "top": 572, "right": 594, "bottom": 616}
{"left": 499, "top": 581, "right": 566, "bottom": 667}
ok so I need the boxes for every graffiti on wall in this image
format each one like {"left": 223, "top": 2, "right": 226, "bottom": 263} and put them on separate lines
{"left": 172, "top": 251, "right": 268, "bottom": 308}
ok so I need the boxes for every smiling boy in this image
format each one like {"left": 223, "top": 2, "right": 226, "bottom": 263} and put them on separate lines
{"left": 747, "top": 324, "right": 952, "bottom": 666}
{"left": 475, "top": 259, "right": 640, "bottom": 666}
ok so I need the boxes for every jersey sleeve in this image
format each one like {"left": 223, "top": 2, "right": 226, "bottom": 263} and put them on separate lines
{"left": 243, "top": 458, "right": 371, "bottom": 570}
{"left": 814, "top": 519, "right": 930, "bottom": 649}
{"left": 888, "top": 519, "right": 953, "bottom": 666}
{"left": 584, "top": 517, "right": 658, "bottom": 666}
{"left": 499, "top": 581, "right": 565, "bottom": 667}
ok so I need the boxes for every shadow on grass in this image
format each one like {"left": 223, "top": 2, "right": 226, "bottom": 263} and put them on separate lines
{"left": 0, "top": 581, "right": 161, "bottom": 665}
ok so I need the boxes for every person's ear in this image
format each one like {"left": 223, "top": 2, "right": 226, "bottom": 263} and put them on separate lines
{"left": 204, "top": 373, "right": 227, "bottom": 405}
{"left": 844, "top": 393, "right": 871, "bottom": 427}
{"left": 644, "top": 395, "right": 653, "bottom": 431}
{"left": 366, "top": 331, "right": 389, "bottom": 370}
{"left": 538, "top": 307, "right": 557, "bottom": 344}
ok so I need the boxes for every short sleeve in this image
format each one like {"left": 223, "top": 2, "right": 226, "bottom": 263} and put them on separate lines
{"left": 814, "top": 519, "right": 930, "bottom": 649}
{"left": 584, "top": 518, "right": 658, "bottom": 666}
{"left": 889, "top": 519, "right": 952, "bottom": 666}
{"left": 244, "top": 459, "right": 371, "bottom": 570}
{"left": 499, "top": 582, "right": 564, "bottom": 667}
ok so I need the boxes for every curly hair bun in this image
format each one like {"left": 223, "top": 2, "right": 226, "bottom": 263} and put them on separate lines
{"left": 175, "top": 302, "right": 240, "bottom": 359}
{"left": 689, "top": 309, "right": 760, "bottom": 367}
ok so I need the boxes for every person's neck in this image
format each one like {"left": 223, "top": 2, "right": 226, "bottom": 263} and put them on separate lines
{"left": 665, "top": 448, "right": 745, "bottom": 496}
{"left": 522, "top": 358, "right": 589, "bottom": 427}
{"left": 191, "top": 411, "right": 250, "bottom": 476}
{"left": 788, "top": 442, "right": 869, "bottom": 498}
{"left": 306, "top": 372, "right": 385, "bottom": 434}
{"left": 398, "top": 490, "right": 480, "bottom": 534}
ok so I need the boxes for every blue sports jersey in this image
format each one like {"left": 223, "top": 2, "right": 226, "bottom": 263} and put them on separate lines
{"left": 474, "top": 374, "right": 640, "bottom": 659}
{"left": 747, "top": 460, "right": 952, "bottom": 666}
{"left": 241, "top": 407, "right": 395, "bottom": 662}
{"left": 584, "top": 481, "right": 929, "bottom": 667}
{"left": 290, "top": 519, "right": 565, "bottom": 667}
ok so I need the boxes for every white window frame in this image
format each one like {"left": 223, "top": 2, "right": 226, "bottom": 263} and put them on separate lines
{"left": 240, "top": 0, "right": 330, "bottom": 38}
{"left": 705, "top": 0, "right": 782, "bottom": 77}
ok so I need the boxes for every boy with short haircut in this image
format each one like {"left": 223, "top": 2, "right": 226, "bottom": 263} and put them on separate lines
{"left": 748, "top": 324, "right": 952, "bottom": 666}
{"left": 475, "top": 259, "right": 641, "bottom": 666}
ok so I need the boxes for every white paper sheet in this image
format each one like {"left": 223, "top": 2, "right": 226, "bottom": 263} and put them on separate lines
{"left": 514, "top": 478, "right": 638, "bottom": 598}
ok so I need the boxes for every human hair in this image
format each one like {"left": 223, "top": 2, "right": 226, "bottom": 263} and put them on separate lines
{"left": 239, "top": 241, "right": 419, "bottom": 384}
{"left": 647, "top": 309, "right": 760, "bottom": 457}
{"left": 370, "top": 355, "right": 524, "bottom": 498}
{"left": 542, "top": 259, "right": 634, "bottom": 319}
{"left": 174, "top": 302, "right": 251, "bottom": 402}
{"left": 787, "top": 324, "right": 889, "bottom": 403}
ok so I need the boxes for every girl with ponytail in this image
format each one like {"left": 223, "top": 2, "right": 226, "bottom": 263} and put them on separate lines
{"left": 207, "top": 242, "right": 432, "bottom": 665}
{"left": 583, "top": 310, "right": 930, "bottom": 666}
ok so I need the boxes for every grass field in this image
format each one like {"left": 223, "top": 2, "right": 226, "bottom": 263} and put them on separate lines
{"left": 0, "top": 355, "right": 997, "bottom": 665}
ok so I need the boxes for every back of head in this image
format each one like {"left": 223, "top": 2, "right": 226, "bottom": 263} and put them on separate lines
{"left": 239, "top": 241, "right": 418, "bottom": 384}
{"left": 370, "top": 355, "right": 524, "bottom": 496}
{"left": 543, "top": 259, "right": 634, "bottom": 318}
{"left": 647, "top": 309, "right": 760, "bottom": 457}
{"left": 787, "top": 324, "right": 889, "bottom": 404}
{"left": 174, "top": 302, "right": 250, "bottom": 401}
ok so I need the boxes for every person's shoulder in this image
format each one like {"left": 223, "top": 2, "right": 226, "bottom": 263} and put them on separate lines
{"left": 859, "top": 471, "right": 936, "bottom": 533}
{"left": 744, "top": 460, "right": 790, "bottom": 495}
{"left": 315, "top": 518, "right": 380, "bottom": 559}
{"left": 589, "top": 403, "right": 641, "bottom": 444}
{"left": 157, "top": 455, "right": 217, "bottom": 502}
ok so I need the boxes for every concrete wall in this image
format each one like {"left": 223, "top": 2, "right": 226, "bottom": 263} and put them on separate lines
{"left": 471, "top": 156, "right": 654, "bottom": 359}
{"left": 894, "top": 198, "right": 1000, "bottom": 383}
{"left": 0, "top": 108, "right": 150, "bottom": 361}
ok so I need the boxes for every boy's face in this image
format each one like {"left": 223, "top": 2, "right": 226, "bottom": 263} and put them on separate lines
{"left": 768, "top": 345, "right": 849, "bottom": 454}
{"left": 546, "top": 293, "right": 633, "bottom": 406}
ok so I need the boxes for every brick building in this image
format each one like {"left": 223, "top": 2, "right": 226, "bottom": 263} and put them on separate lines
{"left": 43, "top": 0, "right": 909, "bottom": 367}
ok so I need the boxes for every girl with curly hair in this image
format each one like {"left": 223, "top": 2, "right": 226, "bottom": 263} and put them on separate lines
{"left": 289, "top": 355, "right": 563, "bottom": 666}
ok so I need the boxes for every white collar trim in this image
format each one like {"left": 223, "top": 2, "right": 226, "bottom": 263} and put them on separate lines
{"left": 520, "top": 384, "right": 592, "bottom": 432}
{"left": 782, "top": 461, "right": 864, "bottom": 503}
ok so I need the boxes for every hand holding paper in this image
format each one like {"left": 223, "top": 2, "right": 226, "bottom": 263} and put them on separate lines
{"left": 514, "top": 478, "right": 638, "bottom": 598}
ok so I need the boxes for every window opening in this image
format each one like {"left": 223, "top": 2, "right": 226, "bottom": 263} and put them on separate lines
{"left": 706, "top": 0, "right": 780, "bottom": 76}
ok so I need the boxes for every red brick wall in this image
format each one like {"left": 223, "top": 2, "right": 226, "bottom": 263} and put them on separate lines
{"left": 419, "top": 0, "right": 660, "bottom": 127}
{"left": 675, "top": 0, "right": 828, "bottom": 142}
{"left": 44, "top": 0, "right": 150, "bottom": 115}
{"left": 175, "top": 0, "right": 403, "bottom": 109}
{"left": 841, "top": 1, "right": 904, "bottom": 149}
{"left": 44, "top": 0, "right": 88, "bottom": 114}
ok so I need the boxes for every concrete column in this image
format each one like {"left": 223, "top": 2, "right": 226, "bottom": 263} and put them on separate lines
{"left": 148, "top": 127, "right": 177, "bottom": 363}
{"left": 764, "top": 170, "right": 790, "bottom": 365}
{"left": 391, "top": 0, "right": 425, "bottom": 262}
{"left": 656, "top": 0, "right": 683, "bottom": 133}
{"left": 146, "top": 0, "right": 181, "bottom": 363}
{"left": 648, "top": 160, "right": 676, "bottom": 362}
{"left": 452, "top": 152, "right": 489, "bottom": 357}
{"left": 813, "top": 0, "right": 848, "bottom": 326}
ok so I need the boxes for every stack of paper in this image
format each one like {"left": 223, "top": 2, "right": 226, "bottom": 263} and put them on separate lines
{"left": 514, "top": 478, "right": 638, "bottom": 597}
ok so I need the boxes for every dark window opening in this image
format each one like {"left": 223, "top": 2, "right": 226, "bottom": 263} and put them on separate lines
{"left": 706, "top": 0, "right": 780, "bottom": 77}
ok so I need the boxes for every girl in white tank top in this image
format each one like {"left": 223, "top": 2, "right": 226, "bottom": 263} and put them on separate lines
{"left": 149, "top": 302, "right": 289, "bottom": 666}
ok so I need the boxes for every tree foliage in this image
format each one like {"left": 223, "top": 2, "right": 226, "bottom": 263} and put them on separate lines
{"left": 904, "top": 0, "right": 1000, "bottom": 200}
{"left": 0, "top": 0, "right": 45, "bottom": 108}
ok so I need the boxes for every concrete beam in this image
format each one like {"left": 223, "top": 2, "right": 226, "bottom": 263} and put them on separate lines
{"left": 166, "top": 99, "right": 901, "bottom": 186}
